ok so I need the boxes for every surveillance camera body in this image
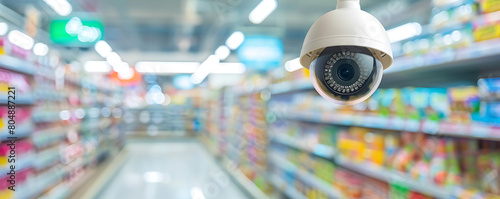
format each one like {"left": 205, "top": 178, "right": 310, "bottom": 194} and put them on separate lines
{"left": 300, "top": 0, "right": 393, "bottom": 105}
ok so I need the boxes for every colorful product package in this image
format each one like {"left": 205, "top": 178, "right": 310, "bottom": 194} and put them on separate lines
{"left": 401, "top": 88, "right": 420, "bottom": 120}
{"left": 473, "top": 9, "right": 500, "bottom": 41}
{"left": 458, "top": 139, "right": 480, "bottom": 189}
{"left": 480, "top": 0, "right": 500, "bottom": 13}
{"left": 432, "top": 0, "right": 470, "bottom": 8}
{"left": 478, "top": 77, "right": 500, "bottom": 99}
{"left": 477, "top": 140, "right": 500, "bottom": 194}
{"left": 448, "top": 86, "right": 480, "bottom": 124}
{"left": 431, "top": 2, "right": 477, "bottom": 31}
{"left": 428, "top": 88, "right": 451, "bottom": 121}
{"left": 430, "top": 139, "right": 448, "bottom": 185}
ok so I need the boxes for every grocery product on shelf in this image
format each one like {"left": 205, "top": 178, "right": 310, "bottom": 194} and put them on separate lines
{"left": 480, "top": 0, "right": 500, "bottom": 13}
{"left": 0, "top": 46, "right": 124, "bottom": 198}
{"left": 259, "top": 77, "right": 500, "bottom": 198}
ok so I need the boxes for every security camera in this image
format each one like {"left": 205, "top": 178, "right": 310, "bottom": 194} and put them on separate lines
{"left": 300, "top": 0, "right": 393, "bottom": 105}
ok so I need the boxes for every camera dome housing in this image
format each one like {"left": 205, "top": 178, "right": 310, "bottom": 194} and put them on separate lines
{"left": 300, "top": 0, "right": 393, "bottom": 105}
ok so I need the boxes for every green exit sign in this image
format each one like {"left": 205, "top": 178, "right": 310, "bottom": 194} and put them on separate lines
{"left": 50, "top": 17, "right": 104, "bottom": 46}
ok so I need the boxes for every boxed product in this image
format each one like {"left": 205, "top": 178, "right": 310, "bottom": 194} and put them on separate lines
{"left": 473, "top": 9, "right": 500, "bottom": 41}
{"left": 480, "top": 0, "right": 500, "bottom": 13}
{"left": 448, "top": 86, "right": 480, "bottom": 124}
{"left": 0, "top": 68, "right": 31, "bottom": 95}
{"left": 431, "top": 1, "right": 477, "bottom": 31}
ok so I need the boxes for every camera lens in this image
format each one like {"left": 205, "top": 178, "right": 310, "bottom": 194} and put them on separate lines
{"left": 311, "top": 46, "right": 384, "bottom": 105}
{"left": 337, "top": 64, "right": 354, "bottom": 81}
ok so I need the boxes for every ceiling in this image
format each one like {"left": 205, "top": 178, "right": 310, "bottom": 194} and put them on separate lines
{"left": 0, "top": 0, "right": 432, "bottom": 63}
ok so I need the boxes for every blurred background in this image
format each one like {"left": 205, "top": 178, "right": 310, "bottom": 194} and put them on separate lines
{"left": 1, "top": 0, "right": 500, "bottom": 198}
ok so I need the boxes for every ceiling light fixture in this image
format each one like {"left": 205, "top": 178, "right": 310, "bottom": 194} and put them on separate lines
{"left": 43, "top": 0, "right": 72, "bottom": 16}
{"left": 95, "top": 40, "right": 112, "bottom": 58}
{"left": 33, "top": 43, "right": 49, "bottom": 56}
{"left": 284, "top": 58, "right": 302, "bottom": 72}
{"left": 84, "top": 61, "right": 112, "bottom": 73}
{"left": 212, "top": 63, "right": 246, "bottom": 74}
{"left": 387, "top": 22, "right": 422, "bottom": 43}
{"left": 225, "top": 31, "right": 245, "bottom": 50}
{"left": 0, "top": 22, "right": 8, "bottom": 36}
{"left": 214, "top": 45, "right": 231, "bottom": 60}
{"left": 135, "top": 62, "right": 201, "bottom": 74}
{"left": 7, "top": 30, "right": 34, "bottom": 50}
{"left": 191, "top": 55, "right": 220, "bottom": 84}
{"left": 249, "top": 0, "right": 277, "bottom": 24}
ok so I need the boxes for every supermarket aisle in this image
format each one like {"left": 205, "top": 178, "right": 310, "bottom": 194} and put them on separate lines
{"left": 96, "top": 140, "right": 249, "bottom": 199}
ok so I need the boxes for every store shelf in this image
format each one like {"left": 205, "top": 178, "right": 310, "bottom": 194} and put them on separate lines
{"left": 0, "top": 152, "right": 34, "bottom": 178}
{"left": 25, "top": 165, "right": 70, "bottom": 198}
{"left": 32, "top": 125, "right": 79, "bottom": 149}
{"left": 269, "top": 79, "right": 314, "bottom": 95}
{"left": 34, "top": 147, "right": 61, "bottom": 171}
{"left": 270, "top": 134, "right": 336, "bottom": 160}
{"left": 0, "top": 123, "right": 34, "bottom": 140}
{"left": 269, "top": 173, "right": 308, "bottom": 199}
{"left": 0, "top": 94, "right": 35, "bottom": 105}
{"left": 270, "top": 154, "right": 344, "bottom": 199}
{"left": 335, "top": 157, "right": 452, "bottom": 199}
{"left": 32, "top": 111, "right": 61, "bottom": 123}
{"left": 260, "top": 39, "right": 500, "bottom": 93}
{"left": 39, "top": 164, "right": 97, "bottom": 199}
{"left": 221, "top": 157, "right": 270, "bottom": 199}
{"left": 34, "top": 90, "right": 66, "bottom": 102}
{"left": 0, "top": 55, "right": 36, "bottom": 75}
{"left": 276, "top": 111, "right": 500, "bottom": 140}
{"left": 382, "top": 38, "right": 500, "bottom": 87}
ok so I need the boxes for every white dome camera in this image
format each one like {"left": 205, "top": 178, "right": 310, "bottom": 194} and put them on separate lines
{"left": 300, "top": 0, "right": 393, "bottom": 105}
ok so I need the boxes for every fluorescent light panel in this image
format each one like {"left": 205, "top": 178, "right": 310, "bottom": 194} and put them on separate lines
{"left": 7, "top": 30, "right": 34, "bottom": 50}
{"left": 225, "top": 31, "right": 245, "bottom": 50}
{"left": 249, "top": 0, "right": 277, "bottom": 24}
{"left": 0, "top": 22, "right": 8, "bottom": 36}
{"left": 43, "top": 0, "right": 72, "bottom": 16}
{"left": 84, "top": 61, "right": 111, "bottom": 73}
{"left": 135, "top": 61, "right": 246, "bottom": 75}
{"left": 215, "top": 45, "right": 230, "bottom": 60}
{"left": 191, "top": 55, "right": 220, "bottom": 84}
{"left": 387, "top": 22, "right": 422, "bottom": 43}
{"left": 95, "top": 40, "right": 112, "bottom": 58}
{"left": 106, "top": 52, "right": 127, "bottom": 73}
{"left": 135, "top": 62, "right": 200, "bottom": 74}
{"left": 284, "top": 58, "right": 302, "bottom": 72}
{"left": 213, "top": 63, "right": 246, "bottom": 74}
{"left": 33, "top": 43, "right": 49, "bottom": 56}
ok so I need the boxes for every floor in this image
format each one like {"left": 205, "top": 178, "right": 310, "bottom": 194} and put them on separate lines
{"left": 96, "top": 140, "right": 249, "bottom": 199}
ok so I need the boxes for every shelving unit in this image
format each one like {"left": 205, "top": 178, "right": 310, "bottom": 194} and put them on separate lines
{"left": 268, "top": 127, "right": 484, "bottom": 199}
{"left": 0, "top": 55, "right": 36, "bottom": 75}
{"left": 0, "top": 46, "right": 124, "bottom": 198}
{"left": 222, "top": 157, "right": 270, "bottom": 199}
{"left": 335, "top": 157, "right": 451, "bottom": 199}
{"left": 271, "top": 134, "right": 336, "bottom": 160}
{"left": 275, "top": 111, "right": 500, "bottom": 140}
{"left": 0, "top": 94, "right": 34, "bottom": 105}
{"left": 269, "top": 174, "right": 308, "bottom": 199}
{"left": 270, "top": 154, "right": 344, "bottom": 199}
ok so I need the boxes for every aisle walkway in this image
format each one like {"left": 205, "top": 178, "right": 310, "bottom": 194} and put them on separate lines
{"left": 97, "top": 140, "right": 249, "bottom": 199}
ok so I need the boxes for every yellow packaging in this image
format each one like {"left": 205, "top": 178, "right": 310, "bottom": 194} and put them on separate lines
{"left": 482, "top": 0, "right": 500, "bottom": 13}
{"left": 0, "top": 188, "right": 14, "bottom": 199}
{"left": 371, "top": 150, "right": 385, "bottom": 166}
{"left": 474, "top": 23, "right": 500, "bottom": 42}
{"left": 303, "top": 68, "right": 310, "bottom": 78}
{"left": 0, "top": 157, "right": 7, "bottom": 165}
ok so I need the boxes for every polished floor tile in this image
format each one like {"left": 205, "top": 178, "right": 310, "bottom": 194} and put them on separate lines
{"left": 97, "top": 141, "right": 249, "bottom": 199}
